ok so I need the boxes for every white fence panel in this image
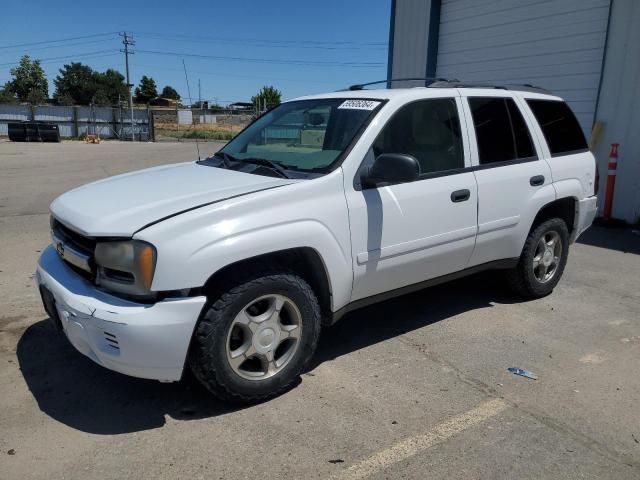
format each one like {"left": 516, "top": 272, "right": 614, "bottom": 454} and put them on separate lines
{"left": 0, "top": 104, "right": 151, "bottom": 140}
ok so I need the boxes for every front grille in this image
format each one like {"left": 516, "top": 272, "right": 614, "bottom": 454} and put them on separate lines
{"left": 52, "top": 218, "right": 96, "bottom": 252}
{"left": 51, "top": 217, "right": 96, "bottom": 281}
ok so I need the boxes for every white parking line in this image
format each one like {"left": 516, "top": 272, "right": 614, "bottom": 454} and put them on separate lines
{"left": 331, "top": 398, "right": 508, "bottom": 480}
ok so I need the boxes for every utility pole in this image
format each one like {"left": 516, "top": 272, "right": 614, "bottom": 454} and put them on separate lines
{"left": 198, "top": 78, "right": 201, "bottom": 108}
{"left": 120, "top": 32, "right": 135, "bottom": 141}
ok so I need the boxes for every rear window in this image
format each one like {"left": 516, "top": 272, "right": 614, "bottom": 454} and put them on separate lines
{"left": 526, "top": 99, "right": 588, "bottom": 157}
{"left": 468, "top": 97, "right": 536, "bottom": 165}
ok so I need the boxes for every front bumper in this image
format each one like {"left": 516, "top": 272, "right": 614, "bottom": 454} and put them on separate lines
{"left": 571, "top": 195, "right": 598, "bottom": 242}
{"left": 36, "top": 245, "right": 207, "bottom": 382}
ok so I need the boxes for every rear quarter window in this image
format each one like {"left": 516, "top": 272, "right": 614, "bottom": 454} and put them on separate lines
{"left": 526, "top": 99, "right": 588, "bottom": 157}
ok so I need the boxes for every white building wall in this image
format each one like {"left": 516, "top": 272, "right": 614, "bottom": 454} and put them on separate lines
{"left": 592, "top": 0, "right": 640, "bottom": 223}
{"left": 389, "top": 0, "right": 639, "bottom": 223}
{"left": 436, "top": 0, "right": 610, "bottom": 135}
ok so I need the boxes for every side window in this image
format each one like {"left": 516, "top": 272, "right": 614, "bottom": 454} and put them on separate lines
{"left": 373, "top": 98, "right": 464, "bottom": 176}
{"left": 468, "top": 97, "right": 536, "bottom": 165}
{"left": 526, "top": 99, "right": 588, "bottom": 157}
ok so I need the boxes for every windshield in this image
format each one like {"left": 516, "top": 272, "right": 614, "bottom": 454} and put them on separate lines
{"left": 219, "top": 98, "right": 383, "bottom": 174}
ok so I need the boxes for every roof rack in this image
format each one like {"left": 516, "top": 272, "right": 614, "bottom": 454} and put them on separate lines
{"left": 342, "top": 78, "right": 550, "bottom": 94}
{"left": 429, "top": 80, "right": 550, "bottom": 94}
{"left": 344, "top": 77, "right": 458, "bottom": 91}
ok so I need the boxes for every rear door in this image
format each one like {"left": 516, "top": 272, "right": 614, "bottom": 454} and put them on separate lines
{"left": 459, "top": 90, "right": 556, "bottom": 266}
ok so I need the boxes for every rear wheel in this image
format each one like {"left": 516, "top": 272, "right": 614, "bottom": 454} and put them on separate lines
{"left": 507, "top": 218, "right": 569, "bottom": 298}
{"left": 189, "top": 271, "right": 321, "bottom": 403}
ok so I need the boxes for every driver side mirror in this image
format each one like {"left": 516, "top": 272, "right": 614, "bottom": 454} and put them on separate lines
{"left": 362, "top": 153, "right": 420, "bottom": 188}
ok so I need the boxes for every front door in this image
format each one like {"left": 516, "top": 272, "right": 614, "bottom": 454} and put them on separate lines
{"left": 345, "top": 97, "right": 478, "bottom": 302}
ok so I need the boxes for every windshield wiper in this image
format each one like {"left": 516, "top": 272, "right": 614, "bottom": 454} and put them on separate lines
{"left": 212, "top": 151, "right": 238, "bottom": 168}
{"left": 239, "top": 157, "right": 291, "bottom": 179}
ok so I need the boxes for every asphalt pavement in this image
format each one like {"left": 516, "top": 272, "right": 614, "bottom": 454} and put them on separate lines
{"left": 1, "top": 140, "right": 639, "bottom": 479}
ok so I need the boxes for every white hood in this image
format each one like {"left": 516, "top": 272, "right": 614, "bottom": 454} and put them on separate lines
{"left": 50, "top": 162, "right": 292, "bottom": 237}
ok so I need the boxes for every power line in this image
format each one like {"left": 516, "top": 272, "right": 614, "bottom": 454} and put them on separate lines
{"left": 134, "top": 32, "right": 386, "bottom": 51}
{"left": 134, "top": 31, "right": 386, "bottom": 47}
{"left": 0, "top": 50, "right": 120, "bottom": 68}
{"left": 135, "top": 49, "right": 385, "bottom": 67}
{"left": 0, "top": 38, "right": 117, "bottom": 57}
{"left": 0, "top": 32, "right": 119, "bottom": 50}
{"left": 38, "top": 52, "right": 121, "bottom": 66}
{"left": 131, "top": 62, "right": 338, "bottom": 85}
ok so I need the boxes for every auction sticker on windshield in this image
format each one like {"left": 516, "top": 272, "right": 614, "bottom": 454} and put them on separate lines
{"left": 338, "top": 99, "right": 381, "bottom": 110}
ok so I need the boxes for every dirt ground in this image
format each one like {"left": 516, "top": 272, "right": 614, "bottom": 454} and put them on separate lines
{"left": 0, "top": 140, "right": 639, "bottom": 479}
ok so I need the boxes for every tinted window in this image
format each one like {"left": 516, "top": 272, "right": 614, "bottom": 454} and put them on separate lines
{"left": 373, "top": 98, "right": 464, "bottom": 175}
{"left": 526, "top": 99, "right": 587, "bottom": 156}
{"left": 469, "top": 97, "right": 536, "bottom": 165}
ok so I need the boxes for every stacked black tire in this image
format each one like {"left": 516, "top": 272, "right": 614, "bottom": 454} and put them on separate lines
{"left": 8, "top": 122, "right": 60, "bottom": 142}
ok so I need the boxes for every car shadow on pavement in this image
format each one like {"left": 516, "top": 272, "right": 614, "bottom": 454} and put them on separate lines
{"left": 576, "top": 225, "right": 640, "bottom": 255}
{"left": 311, "top": 271, "right": 519, "bottom": 369}
{"left": 16, "top": 320, "right": 244, "bottom": 435}
{"left": 17, "top": 271, "right": 516, "bottom": 435}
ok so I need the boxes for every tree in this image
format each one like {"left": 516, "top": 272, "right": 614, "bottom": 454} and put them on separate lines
{"left": 251, "top": 85, "right": 282, "bottom": 111}
{"left": 5, "top": 55, "right": 48, "bottom": 104}
{"left": 53, "top": 63, "right": 127, "bottom": 106}
{"left": 134, "top": 76, "right": 158, "bottom": 104}
{"left": 160, "top": 85, "right": 180, "bottom": 100}
{"left": 95, "top": 69, "right": 128, "bottom": 105}
{"left": 53, "top": 63, "right": 96, "bottom": 105}
{"left": 0, "top": 85, "right": 16, "bottom": 103}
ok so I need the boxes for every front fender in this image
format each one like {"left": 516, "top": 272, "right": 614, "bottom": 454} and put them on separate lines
{"left": 185, "top": 220, "right": 353, "bottom": 310}
{"left": 136, "top": 170, "right": 354, "bottom": 311}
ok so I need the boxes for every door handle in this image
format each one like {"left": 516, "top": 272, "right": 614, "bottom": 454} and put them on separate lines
{"left": 530, "top": 175, "right": 545, "bottom": 186}
{"left": 451, "top": 189, "right": 471, "bottom": 203}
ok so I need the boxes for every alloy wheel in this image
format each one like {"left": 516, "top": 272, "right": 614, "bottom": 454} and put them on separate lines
{"left": 225, "top": 294, "right": 302, "bottom": 381}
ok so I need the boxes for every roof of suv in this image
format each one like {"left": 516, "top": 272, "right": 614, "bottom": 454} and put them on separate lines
{"left": 293, "top": 78, "right": 562, "bottom": 103}
{"left": 294, "top": 86, "right": 562, "bottom": 103}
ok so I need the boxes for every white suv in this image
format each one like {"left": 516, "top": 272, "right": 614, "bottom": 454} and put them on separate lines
{"left": 37, "top": 81, "right": 597, "bottom": 402}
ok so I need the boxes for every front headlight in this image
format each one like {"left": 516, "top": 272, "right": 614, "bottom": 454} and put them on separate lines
{"left": 94, "top": 240, "right": 157, "bottom": 297}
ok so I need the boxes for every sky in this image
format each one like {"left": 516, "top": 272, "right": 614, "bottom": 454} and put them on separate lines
{"left": 0, "top": 0, "right": 391, "bottom": 105}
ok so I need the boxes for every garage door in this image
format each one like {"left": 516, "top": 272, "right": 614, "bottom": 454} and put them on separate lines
{"left": 436, "top": 0, "right": 611, "bottom": 134}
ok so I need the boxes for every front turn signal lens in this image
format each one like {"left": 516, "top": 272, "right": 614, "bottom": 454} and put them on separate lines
{"left": 136, "top": 243, "right": 156, "bottom": 290}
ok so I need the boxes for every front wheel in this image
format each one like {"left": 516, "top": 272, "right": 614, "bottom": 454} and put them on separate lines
{"left": 189, "top": 271, "right": 321, "bottom": 403}
{"left": 506, "top": 218, "right": 569, "bottom": 298}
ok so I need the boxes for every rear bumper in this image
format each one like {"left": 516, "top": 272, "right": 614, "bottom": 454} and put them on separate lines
{"left": 36, "top": 245, "right": 207, "bottom": 382}
{"left": 571, "top": 195, "right": 598, "bottom": 242}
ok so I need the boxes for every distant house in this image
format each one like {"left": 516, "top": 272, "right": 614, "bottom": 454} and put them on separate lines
{"left": 149, "top": 97, "right": 180, "bottom": 108}
{"left": 191, "top": 101, "right": 209, "bottom": 109}
{"left": 228, "top": 102, "right": 253, "bottom": 111}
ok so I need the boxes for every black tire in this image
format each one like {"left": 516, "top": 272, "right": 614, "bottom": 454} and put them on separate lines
{"left": 506, "top": 218, "right": 569, "bottom": 299}
{"left": 189, "top": 270, "right": 321, "bottom": 403}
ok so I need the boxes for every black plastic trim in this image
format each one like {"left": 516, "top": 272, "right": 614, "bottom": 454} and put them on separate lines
{"left": 451, "top": 189, "right": 471, "bottom": 202}
{"left": 550, "top": 148, "right": 590, "bottom": 158}
{"left": 328, "top": 258, "right": 519, "bottom": 325}
{"left": 470, "top": 155, "right": 539, "bottom": 171}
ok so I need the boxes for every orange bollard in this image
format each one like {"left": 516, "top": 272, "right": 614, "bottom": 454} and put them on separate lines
{"left": 603, "top": 143, "right": 619, "bottom": 221}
